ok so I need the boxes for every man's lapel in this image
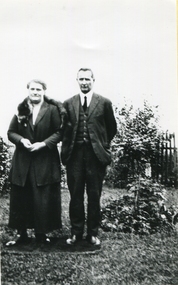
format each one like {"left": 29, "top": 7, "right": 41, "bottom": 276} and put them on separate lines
{"left": 88, "top": 93, "right": 100, "bottom": 119}
{"left": 72, "top": 95, "right": 80, "bottom": 121}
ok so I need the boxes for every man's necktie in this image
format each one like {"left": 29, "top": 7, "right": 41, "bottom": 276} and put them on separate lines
{"left": 83, "top": 96, "right": 87, "bottom": 112}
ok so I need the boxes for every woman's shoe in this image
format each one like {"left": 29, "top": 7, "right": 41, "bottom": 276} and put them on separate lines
{"left": 6, "top": 233, "right": 29, "bottom": 247}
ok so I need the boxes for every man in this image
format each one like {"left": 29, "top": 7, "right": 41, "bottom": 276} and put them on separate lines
{"left": 61, "top": 68, "right": 117, "bottom": 245}
{"left": 6, "top": 79, "right": 63, "bottom": 245}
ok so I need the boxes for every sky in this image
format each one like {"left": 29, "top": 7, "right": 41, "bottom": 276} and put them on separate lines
{"left": 0, "top": 0, "right": 177, "bottom": 143}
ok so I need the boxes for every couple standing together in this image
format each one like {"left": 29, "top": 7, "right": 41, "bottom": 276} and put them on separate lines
{"left": 6, "top": 68, "right": 117, "bottom": 247}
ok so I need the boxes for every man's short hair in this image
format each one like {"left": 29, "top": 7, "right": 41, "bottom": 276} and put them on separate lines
{"left": 27, "top": 79, "right": 47, "bottom": 90}
{"left": 77, "top": 68, "right": 95, "bottom": 80}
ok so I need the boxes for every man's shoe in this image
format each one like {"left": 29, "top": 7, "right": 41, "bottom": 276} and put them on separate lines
{"left": 66, "top": 234, "right": 82, "bottom": 245}
{"left": 35, "top": 234, "right": 50, "bottom": 244}
{"left": 86, "top": 235, "right": 101, "bottom": 246}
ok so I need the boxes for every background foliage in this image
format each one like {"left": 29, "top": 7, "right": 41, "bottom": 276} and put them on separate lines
{"left": 105, "top": 100, "right": 164, "bottom": 187}
{"left": 0, "top": 137, "right": 11, "bottom": 196}
{"left": 101, "top": 178, "right": 178, "bottom": 235}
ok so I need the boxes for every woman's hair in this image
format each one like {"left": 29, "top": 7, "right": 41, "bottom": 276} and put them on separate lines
{"left": 27, "top": 79, "right": 47, "bottom": 90}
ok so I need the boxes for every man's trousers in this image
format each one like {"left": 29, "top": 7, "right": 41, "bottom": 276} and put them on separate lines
{"left": 66, "top": 143, "right": 106, "bottom": 237}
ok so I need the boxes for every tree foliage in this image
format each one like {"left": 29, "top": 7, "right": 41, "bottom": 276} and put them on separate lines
{"left": 106, "top": 100, "right": 163, "bottom": 187}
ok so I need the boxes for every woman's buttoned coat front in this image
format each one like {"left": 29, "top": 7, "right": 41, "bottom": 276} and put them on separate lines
{"left": 8, "top": 101, "right": 61, "bottom": 187}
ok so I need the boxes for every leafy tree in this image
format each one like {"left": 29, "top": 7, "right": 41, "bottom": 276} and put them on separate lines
{"left": 106, "top": 100, "right": 163, "bottom": 187}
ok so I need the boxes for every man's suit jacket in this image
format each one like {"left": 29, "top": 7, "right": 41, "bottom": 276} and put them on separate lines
{"left": 8, "top": 101, "right": 62, "bottom": 187}
{"left": 61, "top": 93, "right": 117, "bottom": 166}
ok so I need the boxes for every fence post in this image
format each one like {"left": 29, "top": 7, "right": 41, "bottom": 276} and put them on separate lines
{"left": 173, "top": 133, "right": 178, "bottom": 187}
{"left": 165, "top": 132, "right": 168, "bottom": 185}
{"left": 161, "top": 140, "right": 164, "bottom": 184}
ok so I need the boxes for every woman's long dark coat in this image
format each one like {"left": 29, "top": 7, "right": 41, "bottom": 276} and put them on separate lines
{"left": 7, "top": 101, "right": 62, "bottom": 232}
{"left": 8, "top": 101, "right": 61, "bottom": 186}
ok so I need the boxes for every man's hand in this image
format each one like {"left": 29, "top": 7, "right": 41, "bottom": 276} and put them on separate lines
{"left": 29, "top": 142, "right": 46, "bottom": 152}
{"left": 20, "top": 138, "right": 32, "bottom": 149}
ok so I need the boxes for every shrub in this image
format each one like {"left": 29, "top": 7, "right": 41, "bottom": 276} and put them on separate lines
{"left": 105, "top": 101, "right": 163, "bottom": 187}
{"left": 61, "top": 163, "right": 67, "bottom": 188}
{"left": 101, "top": 178, "right": 178, "bottom": 234}
{"left": 0, "top": 137, "right": 11, "bottom": 196}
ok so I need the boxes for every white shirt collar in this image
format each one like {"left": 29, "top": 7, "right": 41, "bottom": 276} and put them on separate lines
{"left": 80, "top": 90, "right": 93, "bottom": 106}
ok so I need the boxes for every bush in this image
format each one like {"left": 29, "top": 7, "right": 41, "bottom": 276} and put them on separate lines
{"left": 101, "top": 178, "right": 178, "bottom": 234}
{"left": 0, "top": 137, "right": 11, "bottom": 196}
{"left": 61, "top": 163, "right": 67, "bottom": 188}
{"left": 105, "top": 101, "right": 163, "bottom": 187}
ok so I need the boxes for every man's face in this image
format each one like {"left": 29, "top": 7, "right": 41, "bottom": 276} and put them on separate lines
{"left": 28, "top": 82, "right": 45, "bottom": 104}
{"left": 77, "top": 70, "right": 94, "bottom": 94}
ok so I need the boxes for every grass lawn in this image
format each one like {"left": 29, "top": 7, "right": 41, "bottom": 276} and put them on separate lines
{"left": 1, "top": 187, "right": 178, "bottom": 285}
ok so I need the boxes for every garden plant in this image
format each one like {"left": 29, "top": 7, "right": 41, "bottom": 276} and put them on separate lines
{"left": 101, "top": 178, "right": 178, "bottom": 235}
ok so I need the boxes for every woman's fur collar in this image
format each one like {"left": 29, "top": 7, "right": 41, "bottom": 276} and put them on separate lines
{"left": 17, "top": 95, "right": 67, "bottom": 128}
{"left": 17, "top": 98, "right": 33, "bottom": 127}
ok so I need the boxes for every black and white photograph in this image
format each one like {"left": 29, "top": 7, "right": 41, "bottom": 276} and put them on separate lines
{"left": 0, "top": 0, "right": 178, "bottom": 284}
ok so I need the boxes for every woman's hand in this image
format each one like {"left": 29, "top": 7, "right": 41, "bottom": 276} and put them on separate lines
{"left": 20, "top": 138, "right": 32, "bottom": 149}
{"left": 29, "top": 142, "right": 46, "bottom": 152}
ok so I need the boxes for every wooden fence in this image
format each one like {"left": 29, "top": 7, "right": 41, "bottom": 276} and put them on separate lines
{"left": 152, "top": 132, "right": 178, "bottom": 187}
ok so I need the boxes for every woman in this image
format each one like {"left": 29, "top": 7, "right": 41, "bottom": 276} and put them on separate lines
{"left": 6, "top": 79, "right": 65, "bottom": 245}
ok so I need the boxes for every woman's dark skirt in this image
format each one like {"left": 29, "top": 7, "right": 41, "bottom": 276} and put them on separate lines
{"left": 9, "top": 181, "right": 62, "bottom": 234}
